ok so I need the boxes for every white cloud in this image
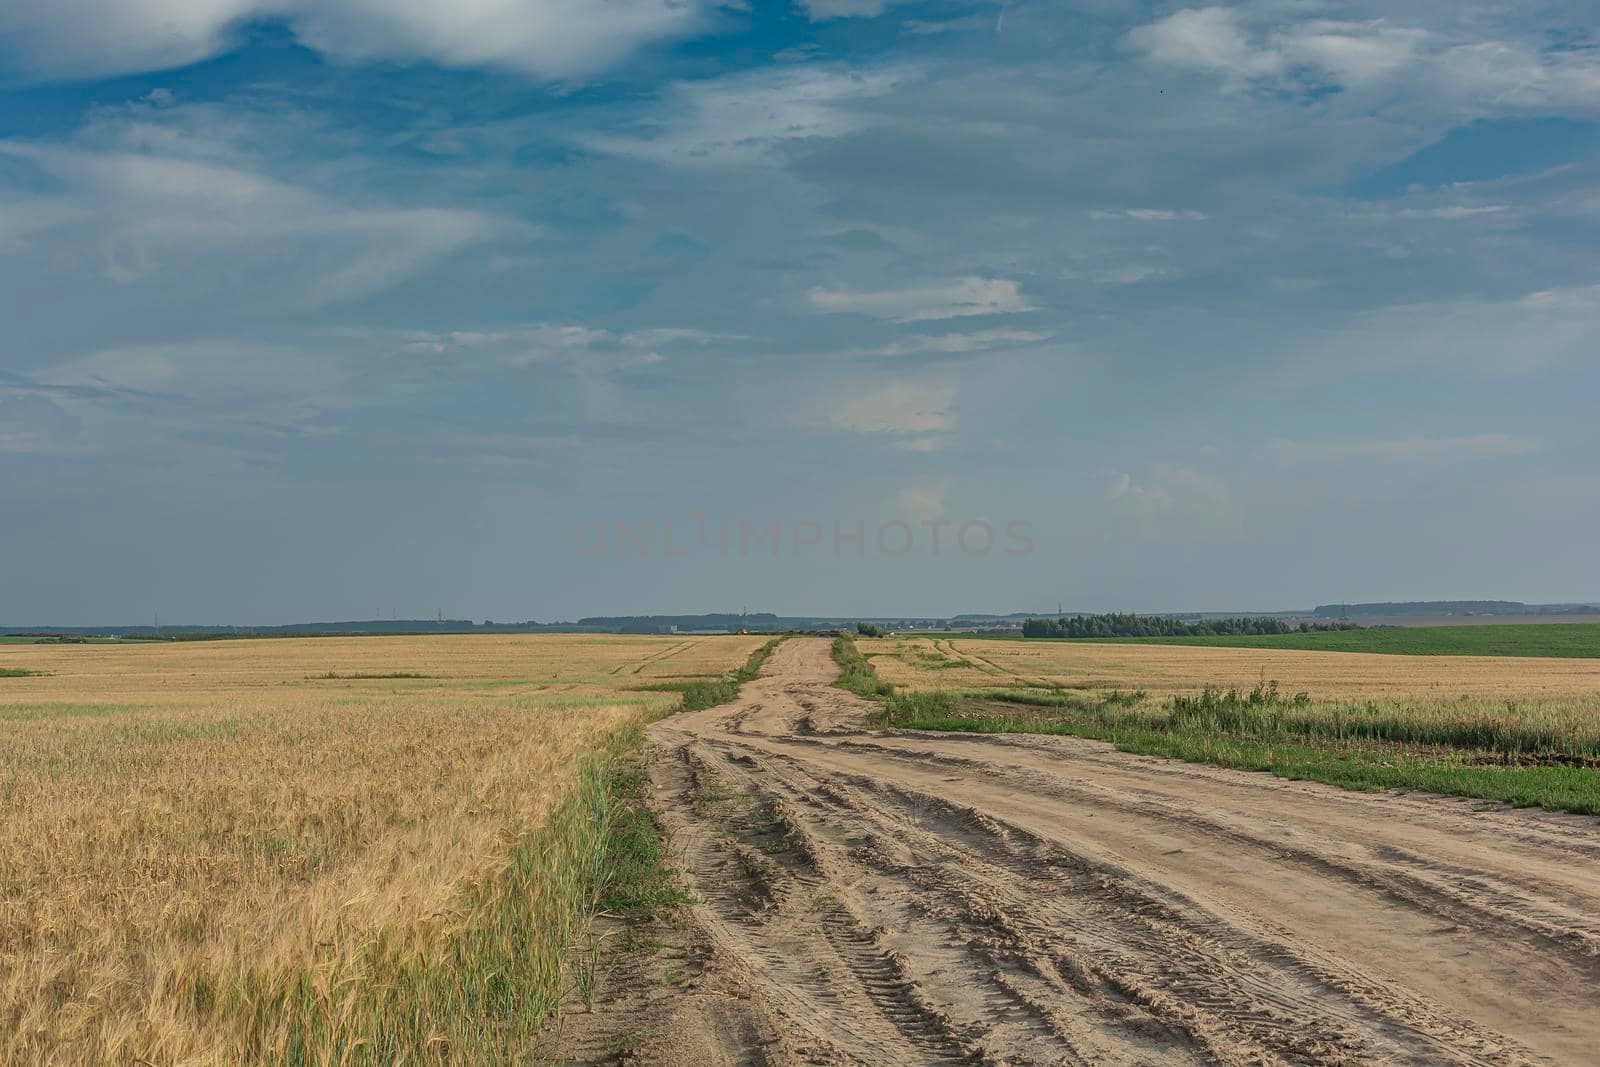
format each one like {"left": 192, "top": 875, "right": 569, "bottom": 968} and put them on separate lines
{"left": 0, "top": 141, "right": 497, "bottom": 305}
{"left": 1090, "top": 208, "right": 1208, "bottom": 222}
{"left": 0, "top": 199, "right": 86, "bottom": 249}
{"left": 801, "top": 0, "right": 898, "bottom": 19}
{"left": 1275, "top": 434, "right": 1537, "bottom": 465}
{"left": 861, "top": 328, "right": 1051, "bottom": 357}
{"left": 1062, "top": 259, "right": 1172, "bottom": 285}
{"left": 1519, "top": 284, "right": 1600, "bottom": 313}
{"left": 1103, "top": 464, "right": 1240, "bottom": 542}
{"left": 22, "top": 339, "right": 352, "bottom": 453}
{"left": 1127, "top": 9, "right": 1425, "bottom": 87}
{"left": 822, "top": 378, "right": 956, "bottom": 437}
{"left": 1397, "top": 204, "right": 1511, "bottom": 220}
{"left": 1127, "top": 6, "right": 1600, "bottom": 109}
{"left": 393, "top": 322, "right": 728, "bottom": 369}
{"left": 38, "top": 340, "right": 335, "bottom": 407}
{"left": 811, "top": 277, "right": 1034, "bottom": 322}
{"left": 894, "top": 436, "right": 946, "bottom": 453}
{"left": 1432, "top": 41, "right": 1600, "bottom": 109}
{"left": 1127, "top": 7, "right": 1282, "bottom": 81}
{"left": 894, "top": 482, "right": 949, "bottom": 521}
{"left": 0, "top": 393, "right": 78, "bottom": 455}
{"left": 1282, "top": 20, "right": 1428, "bottom": 84}
{"left": 902, "top": 14, "right": 994, "bottom": 36}
{"left": 582, "top": 65, "right": 904, "bottom": 167}
{"left": 1282, "top": 287, "right": 1600, "bottom": 380}
{"left": 0, "top": 0, "right": 707, "bottom": 81}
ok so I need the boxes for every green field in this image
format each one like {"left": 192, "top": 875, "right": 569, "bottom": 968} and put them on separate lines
{"left": 1031, "top": 623, "right": 1600, "bottom": 659}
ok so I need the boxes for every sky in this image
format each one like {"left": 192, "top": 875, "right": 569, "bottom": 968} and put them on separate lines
{"left": 2, "top": 1, "right": 1598, "bottom": 624}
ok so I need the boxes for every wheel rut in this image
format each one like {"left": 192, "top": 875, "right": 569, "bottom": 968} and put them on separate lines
{"left": 642, "top": 638, "right": 1600, "bottom": 1066}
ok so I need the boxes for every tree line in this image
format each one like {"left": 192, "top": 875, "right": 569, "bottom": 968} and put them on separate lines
{"left": 1022, "top": 613, "right": 1363, "bottom": 639}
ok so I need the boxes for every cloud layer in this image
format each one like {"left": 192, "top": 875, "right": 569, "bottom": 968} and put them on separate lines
{"left": 810, "top": 278, "right": 1035, "bottom": 322}
{"left": 4, "top": 1, "right": 1599, "bottom": 621}
{"left": 0, "top": 0, "right": 707, "bottom": 80}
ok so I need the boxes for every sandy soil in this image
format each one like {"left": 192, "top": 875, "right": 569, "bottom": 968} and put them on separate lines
{"left": 581, "top": 638, "right": 1600, "bottom": 1065}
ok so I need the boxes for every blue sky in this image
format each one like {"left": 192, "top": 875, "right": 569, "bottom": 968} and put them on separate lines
{"left": 2, "top": 1, "right": 1598, "bottom": 624}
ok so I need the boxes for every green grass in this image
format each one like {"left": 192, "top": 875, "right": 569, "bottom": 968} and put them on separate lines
{"left": 0, "top": 668, "right": 46, "bottom": 678}
{"left": 1050, "top": 623, "right": 1600, "bottom": 658}
{"left": 591, "top": 748, "right": 691, "bottom": 919}
{"left": 0, "top": 702, "right": 141, "bottom": 722}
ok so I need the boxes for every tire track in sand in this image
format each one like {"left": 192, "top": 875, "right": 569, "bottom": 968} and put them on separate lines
{"left": 645, "top": 638, "right": 1600, "bottom": 1065}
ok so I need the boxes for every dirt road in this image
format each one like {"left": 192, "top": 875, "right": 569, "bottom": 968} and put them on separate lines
{"left": 640, "top": 638, "right": 1600, "bottom": 1065}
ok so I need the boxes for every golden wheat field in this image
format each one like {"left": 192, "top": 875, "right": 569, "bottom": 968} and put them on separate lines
{"left": 0, "top": 634, "right": 765, "bottom": 1066}
{"left": 864, "top": 635, "right": 1600, "bottom": 699}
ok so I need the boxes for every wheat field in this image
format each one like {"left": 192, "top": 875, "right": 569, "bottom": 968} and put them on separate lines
{"left": 866, "top": 635, "right": 1600, "bottom": 699}
{"left": 0, "top": 634, "right": 765, "bottom": 1065}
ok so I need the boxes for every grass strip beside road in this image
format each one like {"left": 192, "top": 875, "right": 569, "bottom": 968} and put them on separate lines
{"left": 836, "top": 636, "right": 1600, "bottom": 816}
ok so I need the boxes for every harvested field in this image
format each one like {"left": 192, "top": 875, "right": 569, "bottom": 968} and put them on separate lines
{"left": 867, "top": 634, "right": 1600, "bottom": 699}
{"left": 0, "top": 633, "right": 765, "bottom": 1066}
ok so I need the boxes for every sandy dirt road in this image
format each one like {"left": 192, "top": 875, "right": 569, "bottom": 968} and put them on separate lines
{"left": 638, "top": 638, "right": 1600, "bottom": 1066}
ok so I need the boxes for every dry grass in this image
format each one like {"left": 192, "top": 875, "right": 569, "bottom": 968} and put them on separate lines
{"left": 0, "top": 634, "right": 764, "bottom": 1065}
{"left": 866, "top": 636, "right": 1600, "bottom": 700}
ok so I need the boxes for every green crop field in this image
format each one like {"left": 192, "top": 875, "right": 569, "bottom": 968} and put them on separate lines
{"left": 1035, "top": 623, "right": 1600, "bottom": 659}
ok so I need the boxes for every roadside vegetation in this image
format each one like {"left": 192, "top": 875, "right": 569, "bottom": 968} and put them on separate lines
{"left": 842, "top": 637, "right": 1600, "bottom": 815}
{"left": 0, "top": 633, "right": 766, "bottom": 1065}
{"left": 832, "top": 636, "right": 955, "bottom": 725}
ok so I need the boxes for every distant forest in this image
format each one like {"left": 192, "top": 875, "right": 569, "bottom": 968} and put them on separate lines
{"left": 1023, "top": 613, "right": 1362, "bottom": 639}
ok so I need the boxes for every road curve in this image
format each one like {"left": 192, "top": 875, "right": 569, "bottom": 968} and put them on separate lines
{"left": 646, "top": 638, "right": 1600, "bottom": 1065}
